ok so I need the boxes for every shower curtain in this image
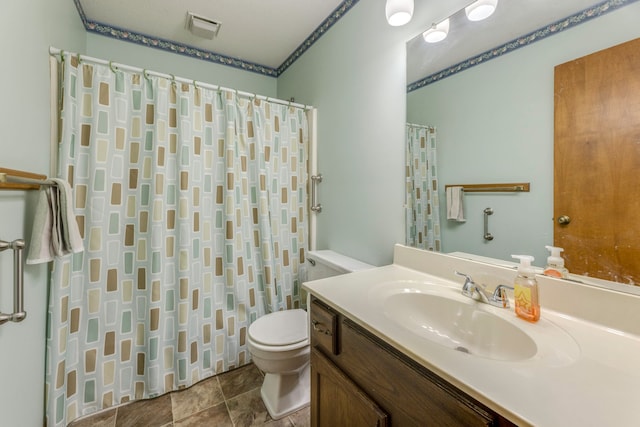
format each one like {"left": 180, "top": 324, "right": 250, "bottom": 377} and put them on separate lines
{"left": 46, "top": 54, "right": 309, "bottom": 425}
{"left": 405, "top": 124, "right": 441, "bottom": 251}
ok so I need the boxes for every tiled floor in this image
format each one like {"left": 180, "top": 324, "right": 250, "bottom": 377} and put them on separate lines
{"left": 69, "top": 363, "right": 310, "bottom": 427}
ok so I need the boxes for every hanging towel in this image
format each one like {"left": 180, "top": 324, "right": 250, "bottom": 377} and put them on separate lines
{"left": 446, "top": 186, "right": 466, "bottom": 222}
{"left": 27, "top": 178, "right": 84, "bottom": 264}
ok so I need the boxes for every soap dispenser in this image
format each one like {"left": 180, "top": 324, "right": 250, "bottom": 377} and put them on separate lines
{"left": 511, "top": 255, "right": 540, "bottom": 323}
{"left": 543, "top": 246, "right": 569, "bottom": 278}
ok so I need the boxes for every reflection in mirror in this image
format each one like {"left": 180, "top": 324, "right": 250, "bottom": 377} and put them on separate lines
{"left": 553, "top": 37, "right": 640, "bottom": 285}
{"left": 407, "top": 0, "right": 606, "bottom": 88}
{"left": 405, "top": 0, "right": 640, "bottom": 290}
{"left": 405, "top": 124, "right": 440, "bottom": 251}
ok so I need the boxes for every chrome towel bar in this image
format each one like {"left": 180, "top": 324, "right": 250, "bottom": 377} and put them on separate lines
{"left": 0, "top": 239, "right": 27, "bottom": 325}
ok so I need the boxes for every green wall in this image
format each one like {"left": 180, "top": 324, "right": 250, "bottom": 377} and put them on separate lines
{"left": 276, "top": 0, "right": 466, "bottom": 266}
{"left": 407, "top": 2, "right": 640, "bottom": 266}
{"left": 277, "top": 2, "right": 405, "bottom": 267}
{"left": 0, "top": 1, "right": 85, "bottom": 425}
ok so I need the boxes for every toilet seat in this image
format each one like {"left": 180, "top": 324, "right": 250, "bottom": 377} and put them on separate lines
{"left": 248, "top": 309, "right": 308, "bottom": 346}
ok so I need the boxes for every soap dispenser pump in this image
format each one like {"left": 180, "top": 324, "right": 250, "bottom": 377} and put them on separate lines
{"left": 511, "top": 255, "right": 540, "bottom": 323}
{"left": 543, "top": 246, "right": 569, "bottom": 278}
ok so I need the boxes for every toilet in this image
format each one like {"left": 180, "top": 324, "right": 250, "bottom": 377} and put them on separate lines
{"left": 247, "top": 250, "right": 374, "bottom": 420}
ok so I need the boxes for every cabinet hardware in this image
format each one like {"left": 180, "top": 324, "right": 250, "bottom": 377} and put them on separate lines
{"left": 312, "top": 319, "right": 332, "bottom": 336}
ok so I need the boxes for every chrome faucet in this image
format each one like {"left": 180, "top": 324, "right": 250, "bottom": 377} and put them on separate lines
{"left": 455, "top": 271, "right": 513, "bottom": 308}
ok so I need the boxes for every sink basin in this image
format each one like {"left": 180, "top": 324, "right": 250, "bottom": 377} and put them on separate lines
{"left": 384, "top": 291, "right": 537, "bottom": 361}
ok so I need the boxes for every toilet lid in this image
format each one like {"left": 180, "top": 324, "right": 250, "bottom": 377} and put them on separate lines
{"left": 248, "top": 309, "right": 308, "bottom": 346}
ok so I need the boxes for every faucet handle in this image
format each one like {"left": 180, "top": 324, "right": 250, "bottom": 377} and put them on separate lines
{"left": 454, "top": 271, "right": 474, "bottom": 284}
{"left": 495, "top": 284, "right": 514, "bottom": 292}
{"left": 491, "top": 284, "right": 514, "bottom": 308}
{"left": 455, "top": 271, "right": 476, "bottom": 297}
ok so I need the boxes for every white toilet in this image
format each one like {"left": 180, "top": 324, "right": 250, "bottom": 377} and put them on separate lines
{"left": 247, "top": 250, "right": 374, "bottom": 420}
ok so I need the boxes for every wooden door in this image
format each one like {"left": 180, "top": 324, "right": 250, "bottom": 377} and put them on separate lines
{"left": 554, "top": 37, "right": 640, "bottom": 284}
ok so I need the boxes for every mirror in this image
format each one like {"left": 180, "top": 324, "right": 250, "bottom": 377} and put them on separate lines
{"left": 405, "top": 0, "right": 640, "bottom": 291}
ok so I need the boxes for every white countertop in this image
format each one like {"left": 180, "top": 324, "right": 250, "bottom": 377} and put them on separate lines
{"left": 303, "top": 245, "right": 640, "bottom": 427}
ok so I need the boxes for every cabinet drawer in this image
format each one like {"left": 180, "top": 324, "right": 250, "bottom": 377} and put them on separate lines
{"left": 310, "top": 299, "right": 339, "bottom": 355}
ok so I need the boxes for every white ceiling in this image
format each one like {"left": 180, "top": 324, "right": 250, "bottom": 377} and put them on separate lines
{"left": 77, "top": 0, "right": 621, "bottom": 83}
{"left": 78, "top": 0, "right": 344, "bottom": 70}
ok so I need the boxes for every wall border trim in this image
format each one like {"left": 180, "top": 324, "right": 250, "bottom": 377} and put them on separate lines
{"left": 407, "top": 0, "right": 639, "bottom": 92}
{"left": 73, "top": 0, "right": 359, "bottom": 78}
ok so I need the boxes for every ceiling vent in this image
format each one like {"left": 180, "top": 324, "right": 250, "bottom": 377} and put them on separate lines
{"left": 186, "top": 12, "right": 221, "bottom": 39}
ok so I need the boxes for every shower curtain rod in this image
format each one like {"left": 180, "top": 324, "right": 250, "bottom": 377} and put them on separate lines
{"left": 407, "top": 122, "right": 436, "bottom": 132}
{"left": 49, "top": 46, "right": 314, "bottom": 111}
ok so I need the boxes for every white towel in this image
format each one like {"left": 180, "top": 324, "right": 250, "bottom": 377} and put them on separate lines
{"left": 27, "top": 178, "right": 84, "bottom": 264}
{"left": 446, "top": 186, "right": 466, "bottom": 222}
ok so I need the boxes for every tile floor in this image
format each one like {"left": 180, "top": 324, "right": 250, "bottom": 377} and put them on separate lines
{"left": 69, "top": 363, "right": 310, "bottom": 427}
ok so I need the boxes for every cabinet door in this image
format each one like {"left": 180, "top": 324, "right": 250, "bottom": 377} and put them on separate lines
{"left": 311, "top": 348, "right": 388, "bottom": 427}
{"left": 339, "top": 319, "right": 497, "bottom": 427}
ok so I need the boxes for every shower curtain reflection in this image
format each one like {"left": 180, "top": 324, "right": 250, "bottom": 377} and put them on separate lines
{"left": 405, "top": 124, "right": 441, "bottom": 251}
{"left": 46, "top": 55, "right": 309, "bottom": 426}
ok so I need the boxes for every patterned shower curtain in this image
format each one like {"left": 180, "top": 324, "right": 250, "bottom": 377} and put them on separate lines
{"left": 405, "top": 124, "right": 441, "bottom": 251}
{"left": 45, "top": 55, "right": 309, "bottom": 425}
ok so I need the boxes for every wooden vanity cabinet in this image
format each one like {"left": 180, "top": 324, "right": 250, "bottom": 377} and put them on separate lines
{"left": 309, "top": 297, "right": 516, "bottom": 427}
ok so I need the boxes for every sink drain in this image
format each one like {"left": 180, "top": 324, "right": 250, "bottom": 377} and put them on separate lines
{"left": 455, "top": 346, "right": 470, "bottom": 354}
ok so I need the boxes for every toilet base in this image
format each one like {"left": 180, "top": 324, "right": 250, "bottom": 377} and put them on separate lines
{"left": 260, "top": 363, "right": 310, "bottom": 420}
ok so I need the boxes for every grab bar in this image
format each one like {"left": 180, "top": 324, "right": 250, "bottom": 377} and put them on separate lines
{"left": 0, "top": 239, "right": 27, "bottom": 325}
{"left": 483, "top": 208, "right": 494, "bottom": 241}
{"left": 311, "top": 174, "right": 322, "bottom": 213}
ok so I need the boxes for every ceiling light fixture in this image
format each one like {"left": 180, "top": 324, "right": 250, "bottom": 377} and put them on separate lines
{"left": 421, "top": 0, "right": 498, "bottom": 44}
{"left": 186, "top": 12, "right": 221, "bottom": 39}
{"left": 385, "top": 0, "right": 414, "bottom": 27}
{"left": 465, "top": 0, "right": 498, "bottom": 22}
{"left": 422, "top": 19, "right": 450, "bottom": 43}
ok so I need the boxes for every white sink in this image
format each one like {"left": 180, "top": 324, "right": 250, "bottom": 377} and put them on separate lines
{"left": 369, "top": 280, "right": 579, "bottom": 364}
{"left": 384, "top": 291, "right": 537, "bottom": 361}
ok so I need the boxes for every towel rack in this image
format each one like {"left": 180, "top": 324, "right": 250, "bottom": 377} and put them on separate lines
{"left": 0, "top": 167, "right": 49, "bottom": 190}
{"left": 444, "top": 183, "right": 530, "bottom": 193}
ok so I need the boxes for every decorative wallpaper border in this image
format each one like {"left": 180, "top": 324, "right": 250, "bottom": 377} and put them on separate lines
{"left": 407, "top": 0, "right": 640, "bottom": 92}
{"left": 277, "top": 0, "right": 359, "bottom": 75}
{"left": 73, "top": 0, "right": 359, "bottom": 78}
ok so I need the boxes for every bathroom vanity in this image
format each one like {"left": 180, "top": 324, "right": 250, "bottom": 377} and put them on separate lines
{"left": 310, "top": 297, "right": 515, "bottom": 426}
{"left": 303, "top": 244, "right": 640, "bottom": 426}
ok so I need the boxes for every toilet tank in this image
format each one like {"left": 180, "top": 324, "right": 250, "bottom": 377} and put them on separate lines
{"left": 307, "top": 250, "right": 375, "bottom": 281}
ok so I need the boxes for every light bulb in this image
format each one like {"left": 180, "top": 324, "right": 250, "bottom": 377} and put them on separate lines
{"left": 465, "top": 0, "right": 498, "bottom": 22}
{"left": 423, "top": 19, "right": 450, "bottom": 43}
{"left": 385, "top": 0, "right": 414, "bottom": 27}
